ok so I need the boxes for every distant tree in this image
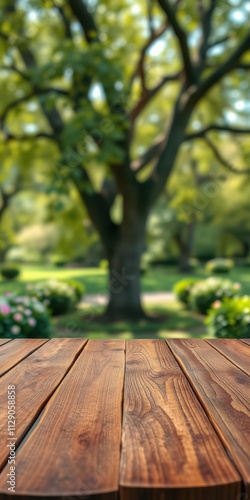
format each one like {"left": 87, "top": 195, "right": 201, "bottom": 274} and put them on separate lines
{"left": 1, "top": 0, "right": 250, "bottom": 319}
{"left": 0, "top": 176, "right": 22, "bottom": 262}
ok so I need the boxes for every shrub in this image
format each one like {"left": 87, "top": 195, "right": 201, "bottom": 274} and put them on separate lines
{"left": 189, "top": 258, "right": 200, "bottom": 269}
{"left": 205, "top": 258, "right": 234, "bottom": 274}
{"left": 1, "top": 267, "right": 20, "bottom": 280}
{"left": 99, "top": 259, "right": 108, "bottom": 270}
{"left": 140, "top": 254, "right": 151, "bottom": 275}
{"left": 54, "top": 260, "right": 67, "bottom": 267}
{"left": 189, "top": 277, "right": 241, "bottom": 315}
{"left": 26, "top": 280, "right": 77, "bottom": 316}
{"left": 63, "top": 280, "right": 85, "bottom": 302}
{"left": 206, "top": 296, "right": 250, "bottom": 339}
{"left": 0, "top": 294, "right": 51, "bottom": 338}
{"left": 242, "top": 257, "right": 250, "bottom": 267}
{"left": 173, "top": 278, "right": 198, "bottom": 305}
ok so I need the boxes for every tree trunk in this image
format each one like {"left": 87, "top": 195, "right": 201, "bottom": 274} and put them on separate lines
{"left": 104, "top": 210, "right": 147, "bottom": 321}
{"left": 242, "top": 240, "right": 250, "bottom": 258}
{"left": 175, "top": 222, "right": 196, "bottom": 273}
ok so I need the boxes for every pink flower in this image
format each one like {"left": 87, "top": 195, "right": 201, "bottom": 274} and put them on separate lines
{"left": 212, "top": 300, "right": 222, "bottom": 309}
{"left": 24, "top": 309, "right": 32, "bottom": 316}
{"left": 13, "top": 313, "right": 23, "bottom": 322}
{"left": 0, "top": 304, "right": 11, "bottom": 315}
{"left": 28, "top": 318, "right": 36, "bottom": 327}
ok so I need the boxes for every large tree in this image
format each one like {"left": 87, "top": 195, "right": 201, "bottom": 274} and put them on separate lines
{"left": 1, "top": 0, "right": 250, "bottom": 319}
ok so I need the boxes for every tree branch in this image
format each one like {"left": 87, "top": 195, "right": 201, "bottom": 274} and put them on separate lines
{"left": 198, "top": 0, "right": 217, "bottom": 74}
{"left": 129, "top": 21, "right": 168, "bottom": 89}
{"left": 184, "top": 124, "right": 250, "bottom": 141}
{"left": 0, "top": 64, "right": 30, "bottom": 80}
{"left": 207, "top": 35, "right": 230, "bottom": 50}
{"left": 191, "top": 32, "right": 250, "bottom": 104}
{"left": 71, "top": 166, "right": 119, "bottom": 257}
{"left": 129, "top": 72, "right": 180, "bottom": 123}
{"left": 68, "top": 0, "right": 98, "bottom": 42}
{"left": 237, "top": 63, "right": 250, "bottom": 70}
{"left": 131, "top": 133, "right": 166, "bottom": 172}
{"left": 0, "top": 88, "right": 69, "bottom": 129}
{"left": 52, "top": 2, "right": 73, "bottom": 40}
{"left": 204, "top": 136, "right": 250, "bottom": 174}
{"left": 4, "top": 132, "right": 57, "bottom": 142}
{"left": 157, "top": 0, "right": 196, "bottom": 85}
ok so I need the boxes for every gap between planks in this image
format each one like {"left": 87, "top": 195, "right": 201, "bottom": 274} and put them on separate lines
{"left": 166, "top": 339, "right": 250, "bottom": 497}
{"left": 0, "top": 338, "right": 88, "bottom": 472}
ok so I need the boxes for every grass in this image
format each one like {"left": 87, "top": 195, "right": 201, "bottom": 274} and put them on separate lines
{"left": 1, "top": 263, "right": 250, "bottom": 338}
{"left": 54, "top": 299, "right": 205, "bottom": 339}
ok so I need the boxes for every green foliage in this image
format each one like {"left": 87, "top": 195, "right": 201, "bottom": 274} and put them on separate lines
{"left": 189, "top": 258, "right": 200, "bottom": 269}
{"left": 26, "top": 279, "right": 77, "bottom": 316}
{"left": 205, "top": 258, "right": 234, "bottom": 274}
{"left": 0, "top": 295, "right": 51, "bottom": 338}
{"left": 99, "top": 259, "right": 109, "bottom": 270}
{"left": 140, "top": 253, "right": 152, "bottom": 275}
{"left": 190, "top": 277, "right": 241, "bottom": 315}
{"left": 63, "top": 279, "right": 85, "bottom": 302}
{"left": 206, "top": 296, "right": 250, "bottom": 339}
{"left": 173, "top": 278, "right": 198, "bottom": 305}
{"left": 1, "top": 266, "right": 20, "bottom": 280}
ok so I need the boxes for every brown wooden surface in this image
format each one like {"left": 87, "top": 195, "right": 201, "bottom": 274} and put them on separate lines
{"left": 0, "top": 340, "right": 125, "bottom": 498}
{"left": 0, "top": 340, "right": 12, "bottom": 348}
{"left": 0, "top": 338, "right": 249, "bottom": 500}
{"left": 167, "top": 338, "right": 250, "bottom": 495}
{"left": 0, "top": 339, "right": 47, "bottom": 377}
{"left": 0, "top": 338, "right": 87, "bottom": 470}
{"left": 120, "top": 340, "right": 240, "bottom": 500}
{"left": 120, "top": 484, "right": 241, "bottom": 500}
{"left": 207, "top": 338, "right": 250, "bottom": 375}
{"left": 241, "top": 338, "right": 250, "bottom": 346}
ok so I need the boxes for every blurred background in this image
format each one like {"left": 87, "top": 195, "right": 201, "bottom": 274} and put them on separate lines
{"left": 0, "top": 0, "right": 250, "bottom": 339}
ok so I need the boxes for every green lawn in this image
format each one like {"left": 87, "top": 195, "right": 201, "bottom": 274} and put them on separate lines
{"left": 1, "top": 264, "right": 250, "bottom": 338}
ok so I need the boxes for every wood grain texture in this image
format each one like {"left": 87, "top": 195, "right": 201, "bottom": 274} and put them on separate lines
{"left": 207, "top": 339, "right": 250, "bottom": 376}
{"left": 167, "top": 339, "right": 250, "bottom": 494}
{"left": 0, "top": 340, "right": 12, "bottom": 348}
{"left": 0, "top": 338, "right": 87, "bottom": 471}
{"left": 0, "top": 340, "right": 125, "bottom": 498}
{"left": 120, "top": 484, "right": 241, "bottom": 500}
{"left": 0, "top": 493, "right": 117, "bottom": 500}
{"left": 241, "top": 338, "right": 250, "bottom": 346}
{"left": 120, "top": 340, "right": 240, "bottom": 500}
{"left": 0, "top": 339, "right": 47, "bottom": 377}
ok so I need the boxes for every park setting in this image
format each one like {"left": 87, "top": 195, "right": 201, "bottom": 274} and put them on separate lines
{"left": 0, "top": 2, "right": 250, "bottom": 500}
{"left": 0, "top": 0, "right": 250, "bottom": 340}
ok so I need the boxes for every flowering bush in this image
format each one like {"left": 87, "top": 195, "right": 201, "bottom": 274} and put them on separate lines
{"left": 63, "top": 280, "right": 85, "bottom": 302}
{"left": 189, "top": 277, "right": 241, "bottom": 315}
{"left": 205, "top": 258, "right": 234, "bottom": 274}
{"left": 26, "top": 280, "right": 77, "bottom": 316}
{"left": 173, "top": 278, "right": 198, "bottom": 305}
{"left": 0, "top": 295, "right": 51, "bottom": 338}
{"left": 206, "top": 296, "right": 250, "bottom": 338}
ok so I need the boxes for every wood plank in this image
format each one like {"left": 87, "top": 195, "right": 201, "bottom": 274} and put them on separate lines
{"left": 0, "top": 493, "right": 115, "bottom": 500}
{"left": 0, "top": 339, "right": 47, "bottom": 377}
{"left": 167, "top": 339, "right": 250, "bottom": 496}
{"left": 241, "top": 339, "right": 250, "bottom": 346}
{"left": 0, "top": 340, "right": 125, "bottom": 498}
{"left": 206, "top": 339, "right": 250, "bottom": 376}
{"left": 0, "top": 340, "right": 12, "bottom": 348}
{"left": 120, "top": 340, "right": 240, "bottom": 500}
{"left": 0, "top": 338, "right": 87, "bottom": 471}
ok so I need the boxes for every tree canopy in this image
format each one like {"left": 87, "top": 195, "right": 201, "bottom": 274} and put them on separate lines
{"left": 1, "top": 0, "right": 250, "bottom": 319}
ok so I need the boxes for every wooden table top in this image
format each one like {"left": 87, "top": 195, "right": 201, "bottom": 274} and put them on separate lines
{"left": 0, "top": 338, "right": 249, "bottom": 500}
